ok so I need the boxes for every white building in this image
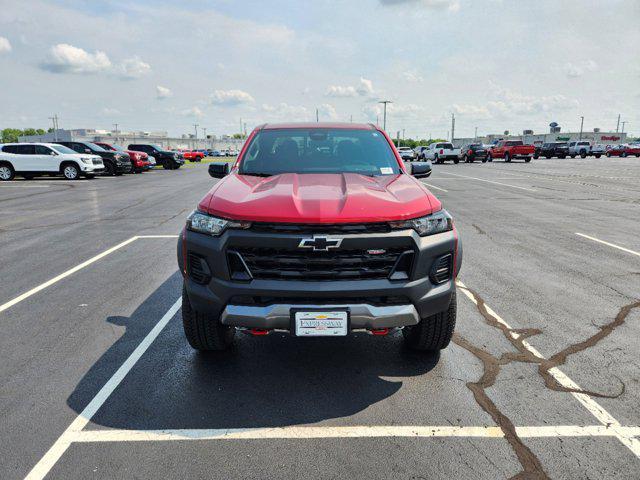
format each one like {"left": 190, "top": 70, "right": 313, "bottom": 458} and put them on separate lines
{"left": 454, "top": 128, "right": 627, "bottom": 147}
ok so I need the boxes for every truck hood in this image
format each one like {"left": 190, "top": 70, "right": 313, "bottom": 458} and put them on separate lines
{"left": 199, "top": 173, "right": 440, "bottom": 223}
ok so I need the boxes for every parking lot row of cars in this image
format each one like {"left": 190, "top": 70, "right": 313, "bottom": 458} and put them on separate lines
{"left": 178, "top": 147, "right": 239, "bottom": 161}
{"left": 397, "top": 140, "right": 640, "bottom": 164}
{"left": 0, "top": 141, "right": 189, "bottom": 180}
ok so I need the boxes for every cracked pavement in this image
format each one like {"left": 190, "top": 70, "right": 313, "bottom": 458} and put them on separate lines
{"left": 1, "top": 157, "right": 639, "bottom": 479}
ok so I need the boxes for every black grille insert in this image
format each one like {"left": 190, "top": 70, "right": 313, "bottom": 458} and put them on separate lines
{"left": 430, "top": 254, "right": 453, "bottom": 284}
{"left": 231, "top": 247, "right": 412, "bottom": 281}
{"left": 188, "top": 253, "right": 211, "bottom": 284}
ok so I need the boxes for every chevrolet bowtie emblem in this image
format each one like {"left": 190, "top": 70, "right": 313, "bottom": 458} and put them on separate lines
{"left": 298, "top": 236, "right": 343, "bottom": 252}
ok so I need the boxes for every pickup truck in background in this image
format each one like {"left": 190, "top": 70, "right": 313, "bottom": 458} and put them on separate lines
{"left": 424, "top": 142, "right": 461, "bottom": 164}
{"left": 487, "top": 140, "right": 534, "bottom": 162}
{"left": 568, "top": 141, "right": 596, "bottom": 158}
{"left": 534, "top": 142, "right": 569, "bottom": 159}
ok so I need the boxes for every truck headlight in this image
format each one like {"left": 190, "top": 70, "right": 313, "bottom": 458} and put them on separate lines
{"left": 389, "top": 210, "right": 453, "bottom": 236}
{"left": 80, "top": 157, "right": 92, "bottom": 164}
{"left": 186, "top": 211, "right": 251, "bottom": 236}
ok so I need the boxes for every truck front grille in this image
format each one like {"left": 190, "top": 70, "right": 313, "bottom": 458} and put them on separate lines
{"left": 231, "top": 247, "right": 412, "bottom": 281}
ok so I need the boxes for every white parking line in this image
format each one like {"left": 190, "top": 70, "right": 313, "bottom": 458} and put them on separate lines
{"left": 575, "top": 233, "right": 640, "bottom": 258}
{"left": 24, "top": 298, "right": 182, "bottom": 480}
{"left": 69, "top": 425, "right": 640, "bottom": 443}
{"left": 456, "top": 280, "right": 640, "bottom": 459}
{"left": 439, "top": 171, "right": 536, "bottom": 192}
{"left": 422, "top": 182, "right": 448, "bottom": 192}
{"left": 0, "top": 235, "right": 179, "bottom": 314}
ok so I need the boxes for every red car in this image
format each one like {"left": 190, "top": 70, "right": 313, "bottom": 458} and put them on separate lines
{"left": 178, "top": 149, "right": 205, "bottom": 162}
{"left": 177, "top": 122, "right": 461, "bottom": 354}
{"left": 488, "top": 140, "right": 535, "bottom": 162}
{"left": 606, "top": 145, "right": 640, "bottom": 158}
{"left": 95, "top": 143, "right": 151, "bottom": 172}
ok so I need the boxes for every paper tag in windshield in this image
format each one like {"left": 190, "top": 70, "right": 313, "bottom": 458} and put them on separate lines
{"left": 380, "top": 167, "right": 393, "bottom": 174}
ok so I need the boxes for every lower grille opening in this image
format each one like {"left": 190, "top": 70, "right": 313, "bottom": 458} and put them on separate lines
{"left": 430, "top": 254, "right": 453, "bottom": 284}
{"left": 188, "top": 253, "right": 211, "bottom": 284}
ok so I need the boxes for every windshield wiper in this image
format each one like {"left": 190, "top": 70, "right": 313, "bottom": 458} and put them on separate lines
{"left": 243, "top": 172, "right": 274, "bottom": 177}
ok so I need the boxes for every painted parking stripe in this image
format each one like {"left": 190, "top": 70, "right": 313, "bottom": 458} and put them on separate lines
{"left": 0, "top": 235, "right": 179, "bottom": 315}
{"left": 422, "top": 182, "right": 448, "bottom": 192}
{"left": 456, "top": 280, "right": 640, "bottom": 459}
{"left": 24, "top": 298, "right": 182, "bottom": 480}
{"left": 575, "top": 233, "right": 640, "bottom": 258}
{"left": 69, "top": 425, "right": 640, "bottom": 443}
{"left": 439, "top": 171, "right": 536, "bottom": 192}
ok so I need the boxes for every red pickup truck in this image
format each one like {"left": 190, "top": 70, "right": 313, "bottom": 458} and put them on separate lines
{"left": 488, "top": 140, "right": 535, "bottom": 163}
{"left": 177, "top": 122, "right": 461, "bottom": 354}
{"left": 94, "top": 142, "right": 151, "bottom": 172}
{"left": 179, "top": 149, "right": 205, "bottom": 162}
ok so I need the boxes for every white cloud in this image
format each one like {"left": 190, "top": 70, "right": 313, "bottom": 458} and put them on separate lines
{"left": 210, "top": 89, "right": 255, "bottom": 106}
{"left": 380, "top": 0, "right": 460, "bottom": 12}
{"left": 326, "top": 78, "right": 375, "bottom": 98}
{"left": 564, "top": 59, "right": 598, "bottom": 78}
{"left": 261, "top": 103, "right": 310, "bottom": 121}
{"left": 41, "top": 43, "right": 111, "bottom": 74}
{"left": 0, "top": 36, "right": 12, "bottom": 54}
{"left": 100, "top": 107, "right": 121, "bottom": 115}
{"left": 402, "top": 70, "right": 424, "bottom": 83}
{"left": 117, "top": 56, "right": 151, "bottom": 79}
{"left": 181, "top": 106, "right": 204, "bottom": 118}
{"left": 318, "top": 103, "right": 338, "bottom": 120}
{"left": 156, "top": 85, "right": 173, "bottom": 99}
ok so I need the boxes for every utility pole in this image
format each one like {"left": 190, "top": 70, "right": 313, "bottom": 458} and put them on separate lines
{"left": 376, "top": 115, "right": 379, "bottom": 126}
{"left": 396, "top": 131, "right": 401, "bottom": 147}
{"left": 402, "top": 129, "right": 405, "bottom": 141}
{"left": 616, "top": 114, "right": 621, "bottom": 133}
{"left": 579, "top": 116, "right": 584, "bottom": 140}
{"left": 193, "top": 123, "right": 199, "bottom": 149}
{"left": 451, "top": 113, "right": 456, "bottom": 143}
{"left": 315, "top": 108, "right": 319, "bottom": 122}
{"left": 474, "top": 127, "right": 478, "bottom": 142}
{"left": 378, "top": 100, "right": 392, "bottom": 131}
{"left": 202, "top": 127, "right": 207, "bottom": 148}
{"left": 350, "top": 114, "right": 353, "bottom": 123}
{"left": 49, "top": 115, "right": 59, "bottom": 141}
{"left": 621, "top": 121, "right": 627, "bottom": 134}
{"left": 113, "top": 123, "right": 119, "bottom": 144}
{"left": 243, "top": 122, "right": 247, "bottom": 138}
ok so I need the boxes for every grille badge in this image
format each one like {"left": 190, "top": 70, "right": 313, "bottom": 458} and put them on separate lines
{"left": 298, "top": 236, "right": 343, "bottom": 252}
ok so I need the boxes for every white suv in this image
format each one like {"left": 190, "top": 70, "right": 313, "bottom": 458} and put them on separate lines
{"left": 0, "top": 143, "right": 104, "bottom": 180}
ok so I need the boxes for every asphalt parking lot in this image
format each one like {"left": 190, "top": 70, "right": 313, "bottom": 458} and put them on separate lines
{"left": 1, "top": 157, "right": 639, "bottom": 479}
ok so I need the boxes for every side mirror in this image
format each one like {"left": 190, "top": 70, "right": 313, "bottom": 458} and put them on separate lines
{"left": 410, "top": 162, "right": 431, "bottom": 178}
{"left": 209, "top": 163, "right": 229, "bottom": 178}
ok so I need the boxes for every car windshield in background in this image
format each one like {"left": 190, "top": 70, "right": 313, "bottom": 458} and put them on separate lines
{"left": 50, "top": 145, "right": 77, "bottom": 154}
{"left": 86, "top": 142, "right": 107, "bottom": 152}
{"left": 239, "top": 128, "right": 401, "bottom": 176}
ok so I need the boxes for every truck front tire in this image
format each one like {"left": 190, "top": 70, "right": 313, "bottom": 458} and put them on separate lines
{"left": 182, "top": 284, "right": 234, "bottom": 351}
{"left": 403, "top": 291, "right": 456, "bottom": 352}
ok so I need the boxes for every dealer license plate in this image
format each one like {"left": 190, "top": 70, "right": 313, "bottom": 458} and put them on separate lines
{"left": 294, "top": 311, "right": 348, "bottom": 337}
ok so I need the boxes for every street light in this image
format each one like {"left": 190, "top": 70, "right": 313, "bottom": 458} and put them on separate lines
{"left": 378, "top": 100, "right": 392, "bottom": 131}
{"left": 579, "top": 116, "right": 584, "bottom": 140}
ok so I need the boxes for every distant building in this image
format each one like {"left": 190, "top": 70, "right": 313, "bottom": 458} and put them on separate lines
{"left": 18, "top": 128, "right": 244, "bottom": 150}
{"left": 454, "top": 130, "right": 627, "bottom": 147}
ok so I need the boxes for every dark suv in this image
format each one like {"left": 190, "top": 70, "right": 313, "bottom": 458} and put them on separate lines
{"left": 460, "top": 144, "right": 488, "bottom": 163}
{"left": 534, "top": 142, "right": 569, "bottom": 159}
{"left": 56, "top": 141, "right": 132, "bottom": 175}
{"left": 128, "top": 144, "right": 184, "bottom": 169}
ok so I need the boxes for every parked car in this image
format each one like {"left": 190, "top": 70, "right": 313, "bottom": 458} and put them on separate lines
{"left": 414, "top": 145, "right": 429, "bottom": 160}
{"left": 177, "top": 122, "right": 458, "bottom": 353}
{"left": 424, "top": 142, "right": 461, "bottom": 164}
{"left": 589, "top": 144, "right": 605, "bottom": 158}
{"left": 397, "top": 146, "right": 415, "bottom": 161}
{"left": 606, "top": 144, "right": 640, "bottom": 157}
{"left": 56, "top": 141, "right": 131, "bottom": 175}
{"left": 180, "top": 149, "right": 205, "bottom": 162}
{"left": 568, "top": 141, "right": 593, "bottom": 158}
{"left": 534, "top": 142, "right": 569, "bottom": 159}
{"left": 460, "top": 144, "right": 489, "bottom": 163}
{"left": 95, "top": 142, "right": 151, "bottom": 173}
{"left": 128, "top": 144, "right": 185, "bottom": 169}
{"left": 211, "top": 150, "right": 222, "bottom": 157}
{"left": 488, "top": 140, "right": 535, "bottom": 162}
{"left": 0, "top": 143, "right": 104, "bottom": 180}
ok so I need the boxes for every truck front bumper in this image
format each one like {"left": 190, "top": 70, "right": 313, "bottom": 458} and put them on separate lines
{"left": 178, "top": 226, "right": 462, "bottom": 332}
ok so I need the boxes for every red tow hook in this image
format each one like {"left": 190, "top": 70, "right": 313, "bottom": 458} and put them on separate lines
{"left": 370, "top": 328, "right": 389, "bottom": 336}
{"left": 249, "top": 328, "right": 270, "bottom": 336}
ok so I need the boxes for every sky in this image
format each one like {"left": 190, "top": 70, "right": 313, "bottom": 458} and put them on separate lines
{"left": 0, "top": 0, "right": 639, "bottom": 139}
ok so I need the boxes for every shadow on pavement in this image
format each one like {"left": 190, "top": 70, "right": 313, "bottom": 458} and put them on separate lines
{"left": 68, "top": 271, "right": 440, "bottom": 430}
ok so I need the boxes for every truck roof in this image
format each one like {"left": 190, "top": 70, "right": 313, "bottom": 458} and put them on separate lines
{"left": 261, "top": 122, "right": 376, "bottom": 130}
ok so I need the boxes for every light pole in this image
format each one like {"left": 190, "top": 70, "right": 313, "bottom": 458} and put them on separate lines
{"left": 193, "top": 124, "right": 199, "bottom": 149}
{"left": 621, "top": 121, "right": 628, "bottom": 134}
{"left": 378, "top": 100, "right": 392, "bottom": 132}
{"left": 474, "top": 126, "right": 478, "bottom": 142}
{"left": 579, "top": 116, "right": 584, "bottom": 140}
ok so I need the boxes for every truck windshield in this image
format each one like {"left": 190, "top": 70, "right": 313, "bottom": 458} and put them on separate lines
{"left": 239, "top": 128, "right": 401, "bottom": 176}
